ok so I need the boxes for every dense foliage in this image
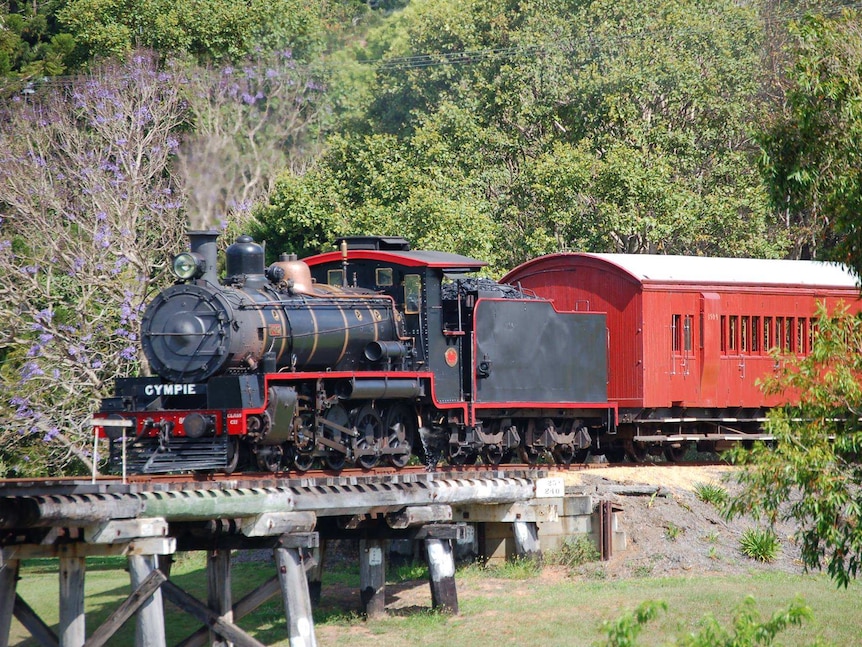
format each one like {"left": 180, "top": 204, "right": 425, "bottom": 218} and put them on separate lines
{"left": 727, "top": 304, "right": 862, "bottom": 588}
{"left": 254, "top": 0, "right": 780, "bottom": 273}
{"left": 758, "top": 10, "right": 862, "bottom": 276}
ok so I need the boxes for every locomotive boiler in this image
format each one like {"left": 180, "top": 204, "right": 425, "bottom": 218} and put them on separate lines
{"left": 141, "top": 232, "right": 405, "bottom": 382}
{"left": 95, "top": 231, "right": 614, "bottom": 474}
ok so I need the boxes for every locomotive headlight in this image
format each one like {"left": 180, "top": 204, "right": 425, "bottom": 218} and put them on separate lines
{"left": 172, "top": 252, "right": 203, "bottom": 280}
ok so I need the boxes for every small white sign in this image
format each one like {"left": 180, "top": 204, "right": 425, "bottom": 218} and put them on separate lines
{"left": 368, "top": 546, "right": 383, "bottom": 566}
{"left": 535, "top": 477, "right": 565, "bottom": 498}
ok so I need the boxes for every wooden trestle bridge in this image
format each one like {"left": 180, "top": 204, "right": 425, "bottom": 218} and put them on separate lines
{"left": 0, "top": 467, "right": 620, "bottom": 647}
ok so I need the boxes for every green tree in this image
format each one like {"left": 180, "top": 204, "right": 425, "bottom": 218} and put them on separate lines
{"left": 252, "top": 129, "right": 499, "bottom": 265}
{"left": 0, "top": 1, "right": 76, "bottom": 80}
{"left": 727, "top": 303, "right": 862, "bottom": 588}
{"left": 757, "top": 10, "right": 862, "bottom": 268}
{"left": 57, "top": 0, "right": 326, "bottom": 63}
{"left": 264, "top": 0, "right": 779, "bottom": 270}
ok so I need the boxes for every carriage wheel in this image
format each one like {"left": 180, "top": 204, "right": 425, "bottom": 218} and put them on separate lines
{"left": 292, "top": 449, "right": 315, "bottom": 472}
{"left": 552, "top": 444, "right": 575, "bottom": 466}
{"left": 224, "top": 438, "right": 240, "bottom": 474}
{"left": 518, "top": 444, "right": 540, "bottom": 465}
{"left": 323, "top": 405, "right": 350, "bottom": 471}
{"left": 664, "top": 442, "right": 689, "bottom": 462}
{"left": 324, "top": 450, "right": 347, "bottom": 471}
{"left": 256, "top": 445, "right": 283, "bottom": 472}
{"left": 482, "top": 444, "right": 505, "bottom": 466}
{"left": 624, "top": 439, "right": 650, "bottom": 463}
{"left": 353, "top": 404, "right": 383, "bottom": 469}
{"left": 384, "top": 403, "right": 417, "bottom": 468}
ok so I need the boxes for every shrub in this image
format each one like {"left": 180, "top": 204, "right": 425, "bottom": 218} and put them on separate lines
{"left": 694, "top": 482, "right": 728, "bottom": 506}
{"left": 739, "top": 528, "right": 780, "bottom": 562}
{"left": 546, "top": 536, "right": 601, "bottom": 569}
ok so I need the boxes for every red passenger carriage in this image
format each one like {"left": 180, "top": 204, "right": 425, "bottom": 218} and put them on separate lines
{"left": 503, "top": 254, "right": 862, "bottom": 460}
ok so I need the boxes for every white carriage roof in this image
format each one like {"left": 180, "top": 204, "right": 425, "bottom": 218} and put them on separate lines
{"left": 585, "top": 253, "right": 860, "bottom": 288}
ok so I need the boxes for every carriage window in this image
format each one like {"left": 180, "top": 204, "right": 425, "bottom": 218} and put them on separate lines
{"left": 785, "top": 317, "right": 795, "bottom": 351}
{"left": 776, "top": 317, "right": 785, "bottom": 352}
{"left": 764, "top": 317, "right": 773, "bottom": 351}
{"left": 720, "top": 316, "right": 727, "bottom": 353}
{"left": 404, "top": 274, "right": 421, "bottom": 314}
{"left": 729, "top": 316, "right": 739, "bottom": 352}
{"left": 376, "top": 267, "right": 394, "bottom": 287}
{"left": 672, "top": 315, "right": 681, "bottom": 352}
{"left": 751, "top": 317, "right": 760, "bottom": 353}
{"left": 741, "top": 316, "right": 750, "bottom": 353}
{"left": 327, "top": 269, "right": 344, "bottom": 287}
{"left": 684, "top": 315, "right": 693, "bottom": 352}
{"left": 797, "top": 318, "right": 807, "bottom": 354}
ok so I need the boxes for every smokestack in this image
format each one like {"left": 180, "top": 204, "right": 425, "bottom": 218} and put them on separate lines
{"left": 188, "top": 230, "right": 220, "bottom": 285}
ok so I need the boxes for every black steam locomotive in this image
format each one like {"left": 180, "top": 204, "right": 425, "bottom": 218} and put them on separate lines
{"left": 95, "top": 232, "right": 614, "bottom": 473}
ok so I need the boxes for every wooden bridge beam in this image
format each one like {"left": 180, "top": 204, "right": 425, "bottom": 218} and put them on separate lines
{"left": 0, "top": 554, "right": 20, "bottom": 646}
{"left": 274, "top": 533, "right": 318, "bottom": 647}
{"left": 59, "top": 555, "right": 86, "bottom": 647}
{"left": 128, "top": 554, "right": 166, "bottom": 647}
{"left": 359, "top": 538, "right": 387, "bottom": 618}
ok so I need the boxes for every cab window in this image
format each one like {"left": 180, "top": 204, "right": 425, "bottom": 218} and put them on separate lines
{"left": 404, "top": 274, "right": 421, "bottom": 314}
{"left": 327, "top": 269, "right": 344, "bottom": 287}
{"left": 376, "top": 267, "right": 394, "bottom": 287}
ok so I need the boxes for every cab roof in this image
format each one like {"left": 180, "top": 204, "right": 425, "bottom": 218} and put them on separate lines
{"left": 304, "top": 249, "right": 487, "bottom": 273}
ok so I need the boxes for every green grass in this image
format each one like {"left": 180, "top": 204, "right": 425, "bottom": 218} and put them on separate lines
{"left": 9, "top": 556, "right": 861, "bottom": 647}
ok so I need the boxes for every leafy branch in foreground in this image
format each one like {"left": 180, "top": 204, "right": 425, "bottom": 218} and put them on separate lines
{"left": 726, "top": 302, "right": 862, "bottom": 587}
{"left": 597, "top": 597, "right": 817, "bottom": 647}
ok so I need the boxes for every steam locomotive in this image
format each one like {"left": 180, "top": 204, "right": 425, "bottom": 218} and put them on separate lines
{"left": 95, "top": 232, "right": 613, "bottom": 473}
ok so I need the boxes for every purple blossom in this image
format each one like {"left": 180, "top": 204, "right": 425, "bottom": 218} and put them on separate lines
{"left": 223, "top": 66, "right": 234, "bottom": 76}
{"left": 20, "top": 361, "right": 45, "bottom": 382}
{"left": 69, "top": 256, "right": 85, "bottom": 276}
{"left": 94, "top": 225, "right": 111, "bottom": 248}
{"left": 39, "top": 333, "right": 53, "bottom": 344}
{"left": 21, "top": 265, "right": 39, "bottom": 276}
{"left": 43, "top": 427, "right": 60, "bottom": 443}
{"left": 111, "top": 257, "right": 128, "bottom": 275}
{"left": 242, "top": 92, "right": 256, "bottom": 105}
{"left": 120, "top": 346, "right": 137, "bottom": 361}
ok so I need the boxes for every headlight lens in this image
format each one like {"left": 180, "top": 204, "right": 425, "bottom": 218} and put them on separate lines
{"left": 172, "top": 252, "right": 201, "bottom": 280}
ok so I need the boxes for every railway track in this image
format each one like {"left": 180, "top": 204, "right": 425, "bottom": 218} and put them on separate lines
{"left": 0, "top": 459, "right": 729, "bottom": 497}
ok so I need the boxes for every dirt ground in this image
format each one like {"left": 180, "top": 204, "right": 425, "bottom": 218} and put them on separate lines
{"left": 552, "top": 464, "right": 805, "bottom": 579}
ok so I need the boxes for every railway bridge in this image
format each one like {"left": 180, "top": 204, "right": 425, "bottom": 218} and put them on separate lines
{"left": 0, "top": 467, "right": 625, "bottom": 647}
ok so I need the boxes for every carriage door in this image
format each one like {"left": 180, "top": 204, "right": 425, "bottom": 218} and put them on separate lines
{"left": 699, "top": 293, "right": 720, "bottom": 406}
